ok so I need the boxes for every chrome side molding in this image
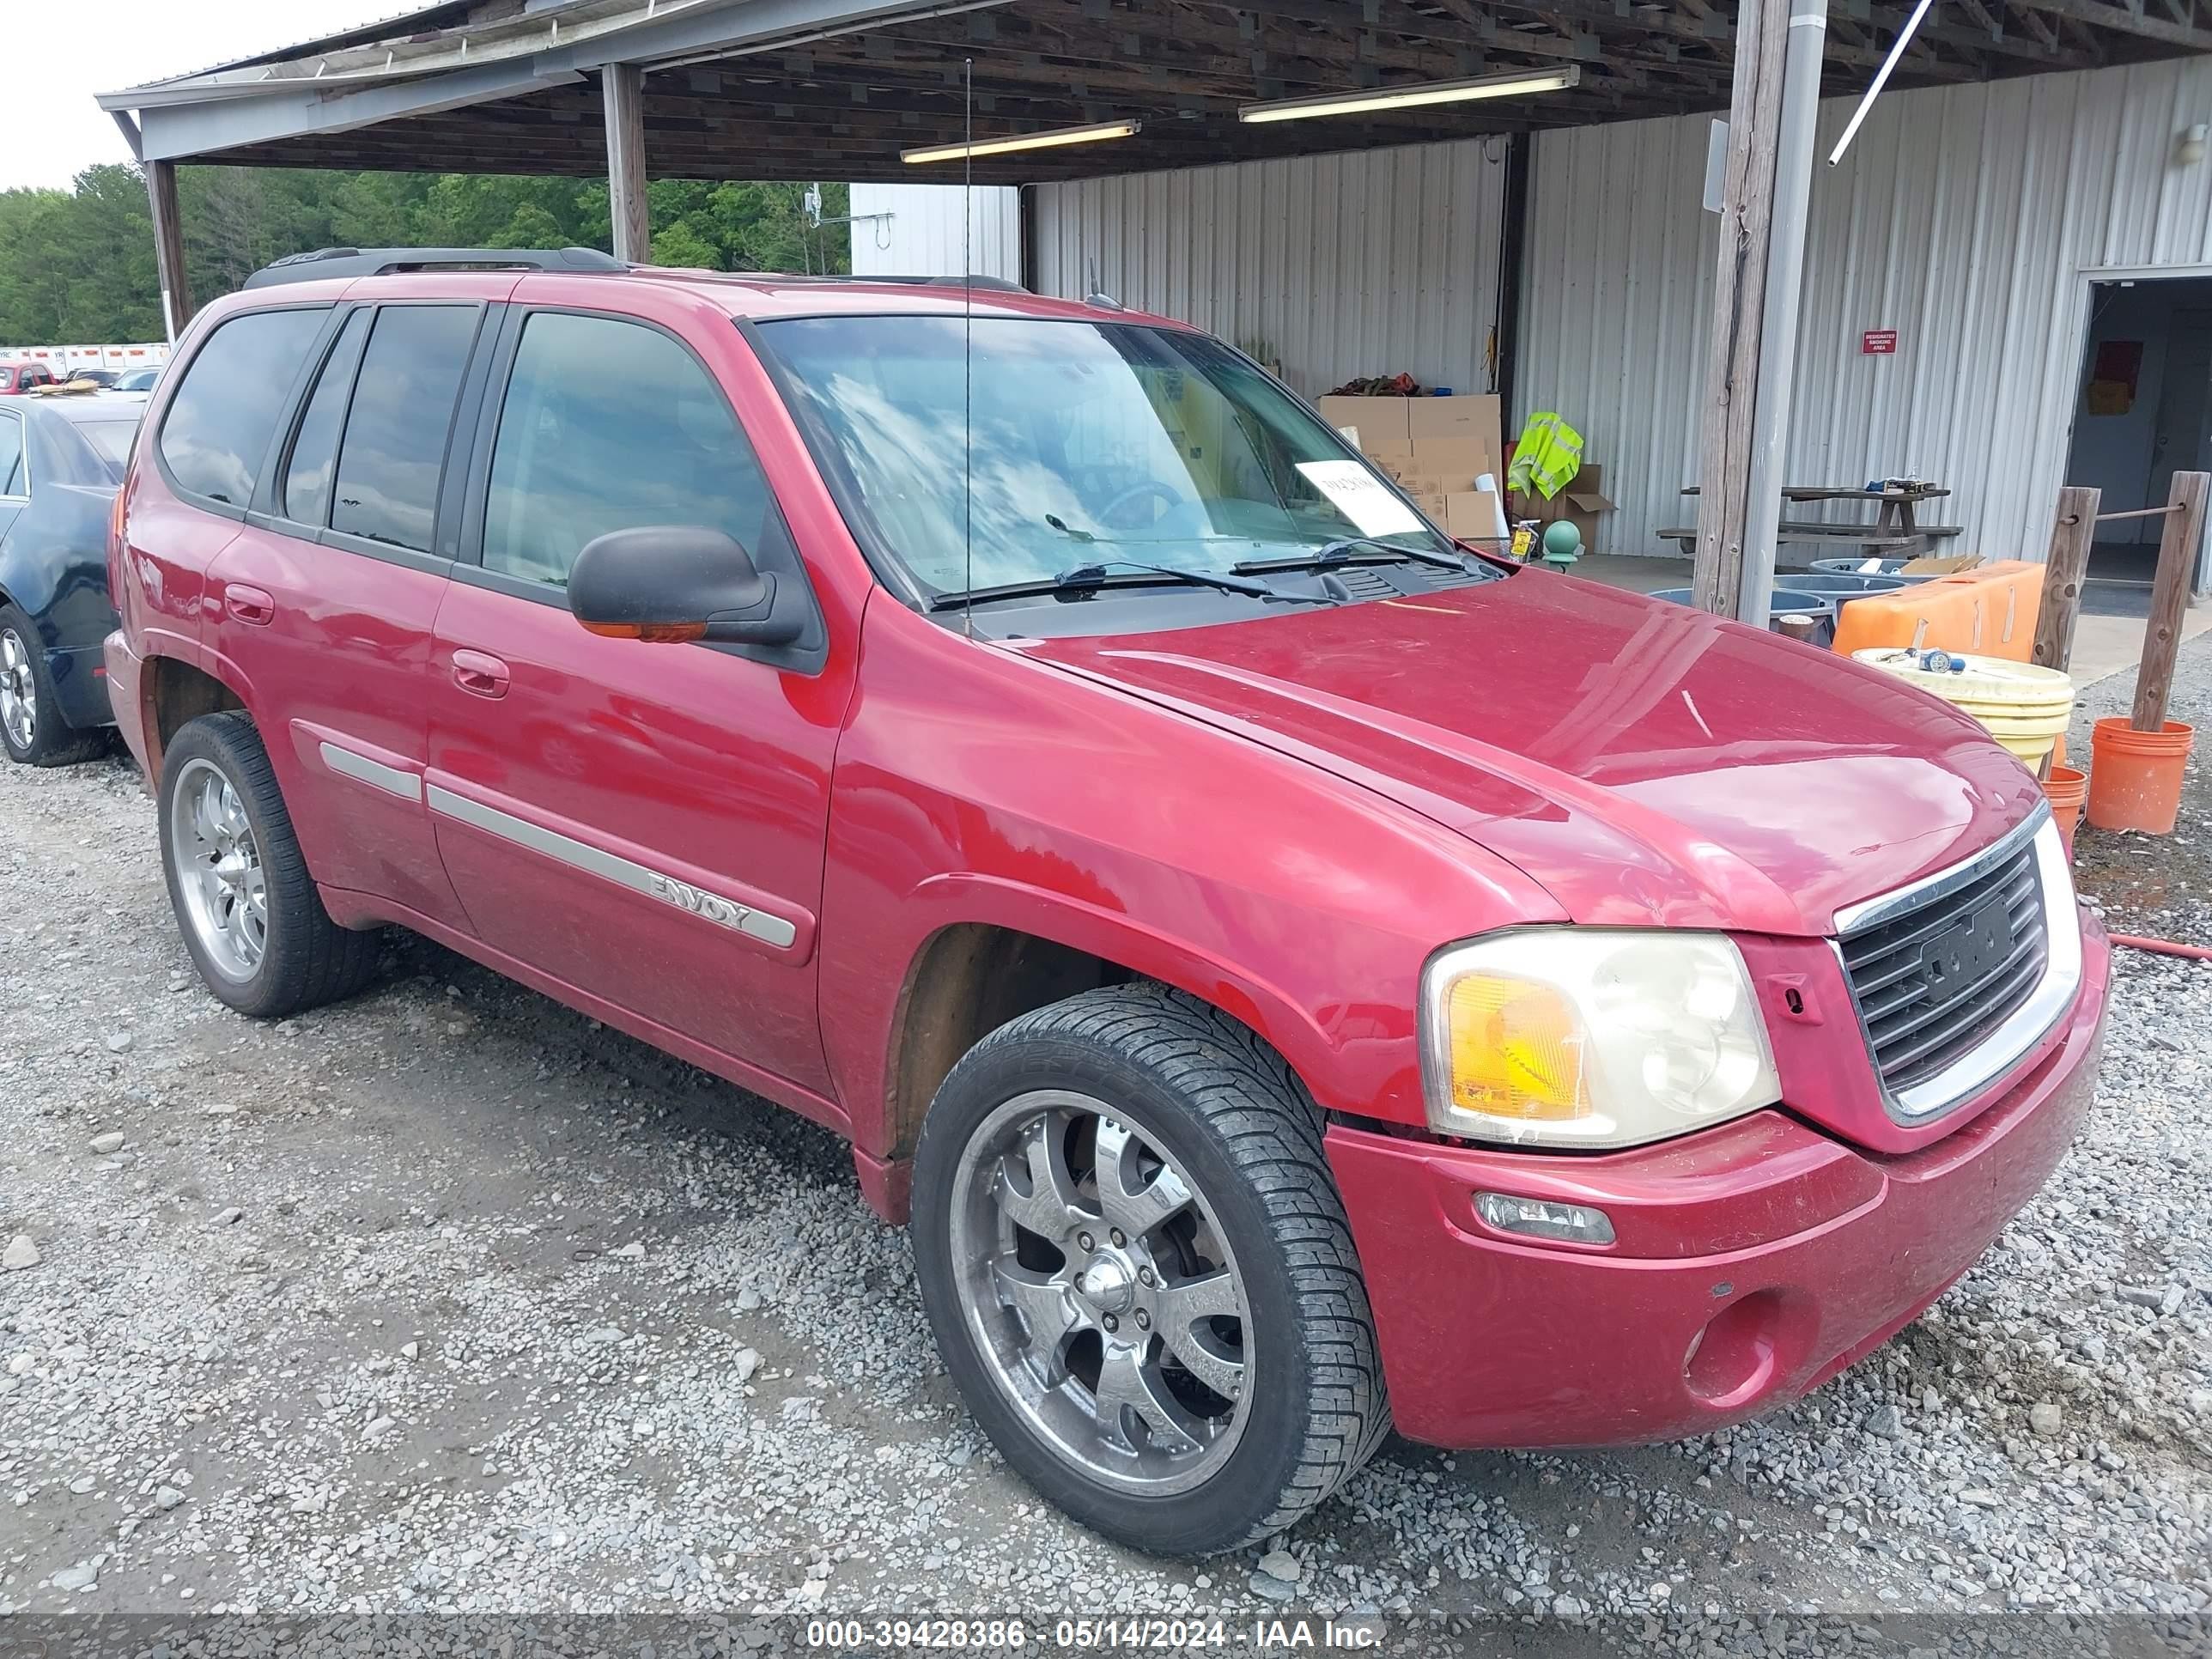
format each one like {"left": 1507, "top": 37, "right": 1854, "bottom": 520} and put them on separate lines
{"left": 424, "top": 783, "right": 799, "bottom": 951}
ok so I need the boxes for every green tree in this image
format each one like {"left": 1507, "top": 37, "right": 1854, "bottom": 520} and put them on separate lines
{"left": 0, "top": 164, "right": 851, "bottom": 345}
{"left": 647, "top": 220, "right": 720, "bottom": 270}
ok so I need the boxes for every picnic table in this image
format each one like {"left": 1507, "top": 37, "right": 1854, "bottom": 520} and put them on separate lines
{"left": 1662, "top": 483, "right": 1960, "bottom": 558}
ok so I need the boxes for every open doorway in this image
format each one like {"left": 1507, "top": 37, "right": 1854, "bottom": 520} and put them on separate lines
{"left": 2065, "top": 276, "right": 2212, "bottom": 613}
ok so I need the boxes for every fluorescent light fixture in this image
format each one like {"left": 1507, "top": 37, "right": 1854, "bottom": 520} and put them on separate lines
{"left": 902, "top": 119, "right": 1140, "bottom": 164}
{"left": 1240, "top": 66, "right": 1579, "bottom": 125}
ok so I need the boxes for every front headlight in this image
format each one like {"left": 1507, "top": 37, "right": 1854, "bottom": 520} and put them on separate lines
{"left": 1419, "top": 929, "right": 1781, "bottom": 1149}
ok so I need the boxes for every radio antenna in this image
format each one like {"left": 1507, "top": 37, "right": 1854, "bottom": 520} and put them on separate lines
{"left": 962, "top": 56, "right": 975, "bottom": 641}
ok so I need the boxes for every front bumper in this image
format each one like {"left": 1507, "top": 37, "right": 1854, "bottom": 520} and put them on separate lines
{"left": 1328, "top": 909, "right": 2109, "bottom": 1449}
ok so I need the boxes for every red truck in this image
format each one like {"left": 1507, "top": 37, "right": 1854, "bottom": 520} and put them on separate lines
{"left": 105, "top": 248, "right": 2106, "bottom": 1557}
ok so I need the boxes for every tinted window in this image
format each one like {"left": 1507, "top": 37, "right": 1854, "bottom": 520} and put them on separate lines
{"left": 282, "top": 308, "right": 371, "bottom": 527}
{"left": 329, "top": 305, "right": 477, "bottom": 552}
{"left": 483, "top": 312, "right": 775, "bottom": 586}
{"left": 0, "top": 416, "right": 22, "bottom": 495}
{"left": 158, "top": 308, "right": 325, "bottom": 507}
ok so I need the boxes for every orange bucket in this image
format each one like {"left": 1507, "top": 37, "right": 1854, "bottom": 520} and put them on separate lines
{"left": 2085, "top": 718, "right": 2194, "bottom": 835}
{"left": 2043, "top": 765, "right": 2086, "bottom": 856}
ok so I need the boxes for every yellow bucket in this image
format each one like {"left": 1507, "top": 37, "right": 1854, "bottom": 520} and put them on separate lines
{"left": 1853, "top": 649, "right": 2074, "bottom": 769}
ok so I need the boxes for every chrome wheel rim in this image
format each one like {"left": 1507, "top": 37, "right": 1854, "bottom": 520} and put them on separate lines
{"left": 0, "top": 629, "right": 34, "bottom": 751}
{"left": 168, "top": 757, "right": 267, "bottom": 981}
{"left": 948, "top": 1089, "right": 1251, "bottom": 1495}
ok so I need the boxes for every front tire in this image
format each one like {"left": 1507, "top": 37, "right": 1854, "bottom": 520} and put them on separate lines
{"left": 157, "top": 712, "right": 379, "bottom": 1018}
{"left": 0, "top": 604, "right": 105, "bottom": 767}
{"left": 911, "top": 983, "right": 1389, "bottom": 1556}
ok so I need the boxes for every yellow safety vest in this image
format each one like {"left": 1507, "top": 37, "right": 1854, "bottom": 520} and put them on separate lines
{"left": 1506, "top": 412, "right": 1583, "bottom": 501}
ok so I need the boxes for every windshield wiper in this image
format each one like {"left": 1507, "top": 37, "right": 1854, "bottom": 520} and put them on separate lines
{"left": 929, "top": 559, "right": 1332, "bottom": 612}
{"left": 1231, "top": 536, "right": 1484, "bottom": 577}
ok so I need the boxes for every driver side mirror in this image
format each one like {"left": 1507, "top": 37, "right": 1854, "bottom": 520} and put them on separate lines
{"left": 568, "top": 525, "right": 803, "bottom": 647}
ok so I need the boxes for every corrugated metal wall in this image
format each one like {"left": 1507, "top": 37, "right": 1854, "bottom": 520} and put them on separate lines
{"left": 854, "top": 58, "right": 2212, "bottom": 563}
{"left": 1030, "top": 139, "right": 1510, "bottom": 399}
{"left": 848, "top": 182, "right": 1023, "bottom": 280}
{"left": 1520, "top": 55, "right": 2212, "bottom": 559}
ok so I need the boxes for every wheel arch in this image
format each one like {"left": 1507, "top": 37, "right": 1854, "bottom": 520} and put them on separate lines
{"left": 862, "top": 878, "right": 1340, "bottom": 1220}
{"left": 139, "top": 649, "right": 249, "bottom": 787}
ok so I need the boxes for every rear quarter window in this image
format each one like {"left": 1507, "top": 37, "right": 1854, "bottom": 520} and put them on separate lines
{"left": 157, "top": 307, "right": 327, "bottom": 507}
{"left": 79, "top": 421, "right": 139, "bottom": 475}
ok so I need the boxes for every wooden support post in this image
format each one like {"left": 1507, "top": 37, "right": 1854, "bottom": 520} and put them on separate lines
{"left": 603, "top": 64, "right": 650, "bottom": 264}
{"left": 1691, "top": 0, "right": 1790, "bottom": 616}
{"left": 144, "top": 159, "right": 194, "bottom": 343}
{"left": 2132, "top": 470, "right": 2209, "bottom": 732}
{"left": 2032, "top": 484, "right": 2100, "bottom": 673}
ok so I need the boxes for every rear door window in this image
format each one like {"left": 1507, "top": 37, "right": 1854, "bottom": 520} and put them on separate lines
{"left": 327, "top": 305, "right": 477, "bottom": 553}
{"left": 157, "top": 307, "right": 327, "bottom": 507}
{"left": 280, "top": 309, "right": 372, "bottom": 528}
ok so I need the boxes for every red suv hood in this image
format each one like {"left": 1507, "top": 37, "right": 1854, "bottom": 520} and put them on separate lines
{"left": 1020, "top": 571, "right": 2044, "bottom": 936}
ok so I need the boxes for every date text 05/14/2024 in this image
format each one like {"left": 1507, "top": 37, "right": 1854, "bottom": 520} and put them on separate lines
{"left": 805, "top": 1618, "right": 1386, "bottom": 1650}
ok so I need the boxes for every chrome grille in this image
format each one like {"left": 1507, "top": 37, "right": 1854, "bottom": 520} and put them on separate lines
{"left": 1838, "top": 836, "right": 2049, "bottom": 1094}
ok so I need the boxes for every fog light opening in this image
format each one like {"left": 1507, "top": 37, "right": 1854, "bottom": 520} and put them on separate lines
{"left": 1474, "top": 1191, "right": 1616, "bottom": 1246}
{"left": 1684, "top": 1289, "right": 1787, "bottom": 1408}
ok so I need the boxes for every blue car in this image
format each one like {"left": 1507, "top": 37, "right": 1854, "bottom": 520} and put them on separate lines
{"left": 0, "top": 393, "right": 143, "bottom": 765}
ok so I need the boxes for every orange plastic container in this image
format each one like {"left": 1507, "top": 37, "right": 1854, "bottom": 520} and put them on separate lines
{"left": 2086, "top": 718, "right": 2194, "bottom": 834}
{"left": 1828, "top": 560, "right": 2044, "bottom": 662}
{"left": 2043, "top": 765, "right": 2086, "bottom": 855}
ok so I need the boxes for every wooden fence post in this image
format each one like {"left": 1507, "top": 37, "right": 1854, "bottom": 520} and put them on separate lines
{"left": 2032, "top": 485, "right": 2099, "bottom": 673}
{"left": 2131, "top": 470, "right": 2209, "bottom": 732}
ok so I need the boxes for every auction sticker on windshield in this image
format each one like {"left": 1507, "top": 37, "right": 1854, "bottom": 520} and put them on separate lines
{"left": 1295, "top": 460, "right": 1424, "bottom": 538}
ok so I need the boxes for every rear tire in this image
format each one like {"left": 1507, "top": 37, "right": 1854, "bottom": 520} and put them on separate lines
{"left": 158, "top": 712, "right": 380, "bottom": 1018}
{"left": 911, "top": 982, "right": 1389, "bottom": 1556}
{"left": 0, "top": 605, "right": 106, "bottom": 767}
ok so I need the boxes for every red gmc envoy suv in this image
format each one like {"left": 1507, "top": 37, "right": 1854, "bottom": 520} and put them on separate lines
{"left": 106, "top": 247, "right": 2108, "bottom": 1557}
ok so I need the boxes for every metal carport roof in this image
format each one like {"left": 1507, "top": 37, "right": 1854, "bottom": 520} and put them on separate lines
{"left": 98, "top": 0, "right": 2211, "bottom": 187}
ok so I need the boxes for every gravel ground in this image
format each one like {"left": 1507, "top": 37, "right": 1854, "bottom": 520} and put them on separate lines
{"left": 2, "top": 641, "right": 2210, "bottom": 1656}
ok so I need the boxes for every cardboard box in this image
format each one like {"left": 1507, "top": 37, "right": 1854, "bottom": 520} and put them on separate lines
{"left": 1361, "top": 441, "right": 1417, "bottom": 479}
{"left": 1407, "top": 392, "right": 1501, "bottom": 449}
{"left": 1409, "top": 435, "right": 1496, "bottom": 493}
{"left": 1445, "top": 489, "right": 1508, "bottom": 543}
{"left": 1413, "top": 490, "right": 1450, "bottom": 524}
{"left": 1318, "top": 396, "right": 1413, "bottom": 447}
{"left": 1510, "top": 463, "right": 1616, "bottom": 554}
{"left": 1409, "top": 395, "right": 1504, "bottom": 495}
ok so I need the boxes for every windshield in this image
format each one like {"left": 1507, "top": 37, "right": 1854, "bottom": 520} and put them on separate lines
{"left": 757, "top": 315, "right": 1457, "bottom": 599}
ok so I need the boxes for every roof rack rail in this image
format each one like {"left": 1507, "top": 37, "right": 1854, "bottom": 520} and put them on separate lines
{"left": 728, "top": 271, "right": 1030, "bottom": 294}
{"left": 912, "top": 273, "right": 1030, "bottom": 294}
{"left": 242, "top": 246, "right": 627, "bottom": 289}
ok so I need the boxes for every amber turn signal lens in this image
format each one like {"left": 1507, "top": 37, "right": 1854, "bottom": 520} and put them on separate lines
{"left": 1444, "top": 974, "right": 1590, "bottom": 1122}
{"left": 1420, "top": 930, "right": 1780, "bottom": 1148}
{"left": 580, "top": 620, "right": 708, "bottom": 642}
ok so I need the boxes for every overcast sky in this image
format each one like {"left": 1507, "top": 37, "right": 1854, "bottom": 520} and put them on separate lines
{"left": 3, "top": 0, "right": 389, "bottom": 191}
